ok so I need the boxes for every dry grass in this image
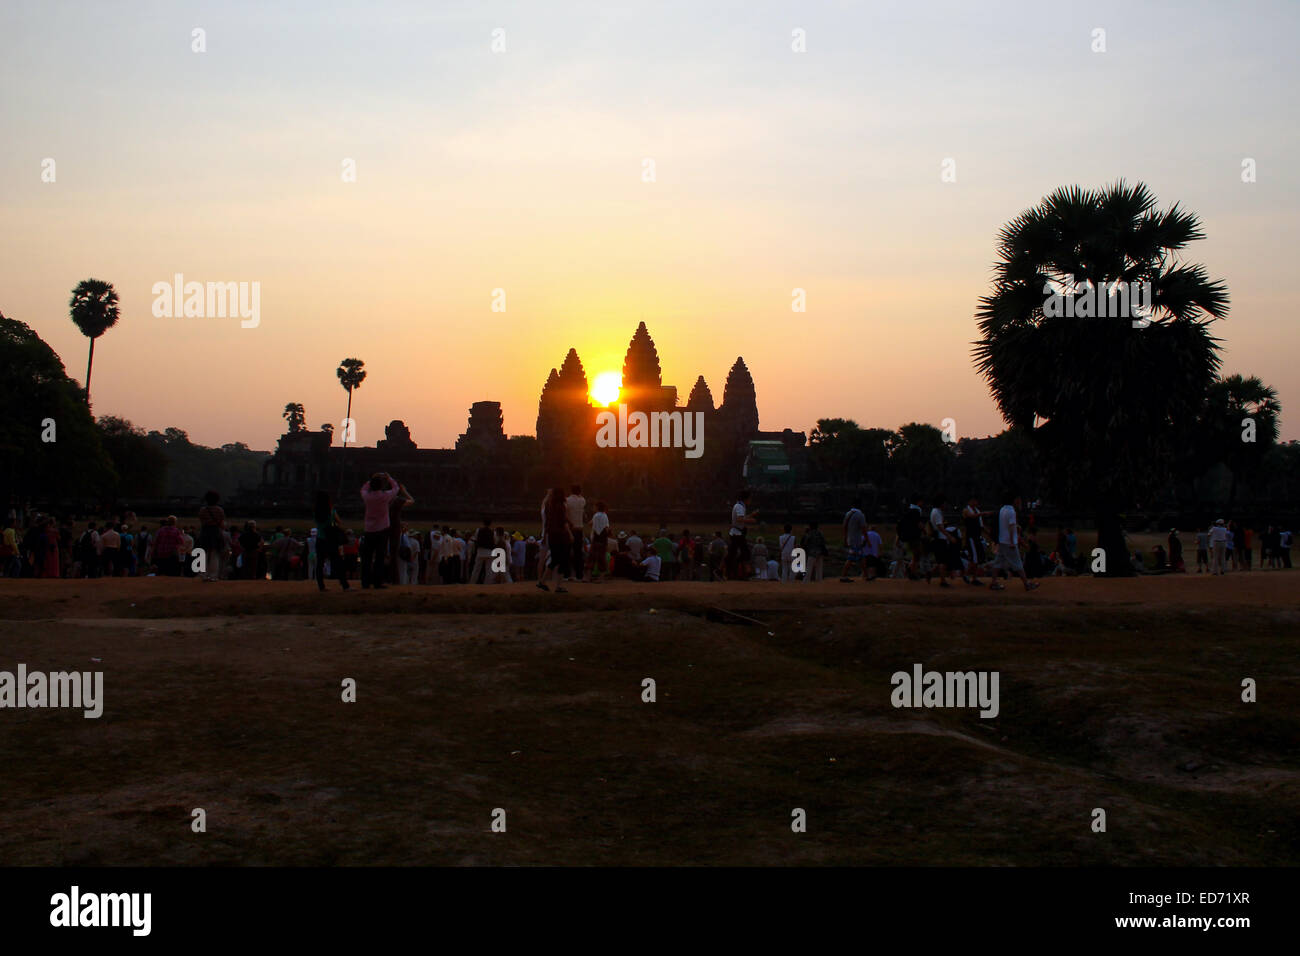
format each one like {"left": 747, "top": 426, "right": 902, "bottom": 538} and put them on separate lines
{"left": 1, "top": 574, "right": 1296, "bottom": 865}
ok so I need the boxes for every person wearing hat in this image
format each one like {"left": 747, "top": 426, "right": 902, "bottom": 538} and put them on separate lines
{"left": 1209, "top": 519, "right": 1229, "bottom": 575}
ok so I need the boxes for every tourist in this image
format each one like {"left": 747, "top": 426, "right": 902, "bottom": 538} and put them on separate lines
{"left": 990, "top": 493, "right": 1038, "bottom": 592}
{"left": 72, "top": 521, "right": 98, "bottom": 578}
{"left": 155, "top": 516, "right": 186, "bottom": 577}
{"left": 434, "top": 530, "right": 454, "bottom": 582}
{"left": 197, "top": 491, "right": 226, "bottom": 582}
{"left": 1209, "top": 519, "right": 1230, "bottom": 575}
{"left": 1195, "top": 526, "right": 1210, "bottom": 573}
{"left": 452, "top": 530, "right": 466, "bottom": 582}
{"left": 179, "top": 525, "right": 196, "bottom": 577}
{"left": 777, "top": 524, "right": 796, "bottom": 582}
{"left": 237, "top": 520, "right": 263, "bottom": 579}
{"left": 676, "top": 528, "right": 694, "bottom": 581}
{"left": 398, "top": 525, "right": 420, "bottom": 585}
{"left": 538, "top": 486, "right": 572, "bottom": 593}
{"left": 751, "top": 536, "right": 769, "bottom": 579}
{"left": 524, "top": 535, "right": 539, "bottom": 580}
{"left": 1, "top": 517, "right": 19, "bottom": 578}
{"left": 640, "top": 549, "right": 662, "bottom": 582}
{"left": 312, "top": 491, "right": 348, "bottom": 590}
{"left": 536, "top": 489, "right": 554, "bottom": 579}
{"left": 1168, "top": 528, "right": 1184, "bottom": 573}
{"left": 585, "top": 502, "right": 610, "bottom": 582}
{"left": 839, "top": 501, "right": 870, "bottom": 582}
{"left": 360, "top": 472, "right": 399, "bottom": 589}
{"left": 726, "top": 489, "right": 758, "bottom": 580}
{"left": 386, "top": 481, "right": 415, "bottom": 584}
{"left": 491, "top": 527, "right": 512, "bottom": 583}
{"left": 865, "top": 524, "right": 885, "bottom": 582}
{"left": 100, "top": 521, "right": 122, "bottom": 577}
{"left": 511, "top": 532, "right": 526, "bottom": 583}
{"left": 469, "top": 518, "right": 494, "bottom": 584}
{"left": 801, "top": 522, "right": 827, "bottom": 582}
{"left": 707, "top": 531, "right": 726, "bottom": 581}
{"left": 565, "top": 485, "right": 587, "bottom": 582}
{"left": 120, "top": 524, "right": 136, "bottom": 576}
{"left": 926, "top": 494, "right": 959, "bottom": 588}
{"left": 651, "top": 528, "right": 675, "bottom": 581}
{"left": 37, "top": 517, "right": 60, "bottom": 578}
{"left": 963, "top": 496, "right": 990, "bottom": 573}
{"left": 897, "top": 494, "right": 925, "bottom": 578}
{"left": 626, "top": 529, "right": 644, "bottom": 562}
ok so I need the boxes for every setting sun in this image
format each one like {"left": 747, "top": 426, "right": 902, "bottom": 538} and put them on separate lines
{"left": 590, "top": 371, "right": 622, "bottom": 406}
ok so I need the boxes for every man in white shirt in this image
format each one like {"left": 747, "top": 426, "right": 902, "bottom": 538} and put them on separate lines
{"left": 640, "top": 552, "right": 661, "bottom": 582}
{"left": 927, "top": 494, "right": 957, "bottom": 588}
{"left": 564, "top": 485, "right": 586, "bottom": 581}
{"left": 627, "top": 531, "right": 644, "bottom": 561}
{"left": 727, "top": 489, "right": 758, "bottom": 579}
{"left": 778, "top": 524, "right": 797, "bottom": 582}
{"left": 1209, "top": 519, "right": 1230, "bottom": 575}
{"left": 990, "top": 494, "right": 1037, "bottom": 592}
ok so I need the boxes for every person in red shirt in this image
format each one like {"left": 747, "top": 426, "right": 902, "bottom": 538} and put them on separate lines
{"left": 152, "top": 516, "right": 185, "bottom": 577}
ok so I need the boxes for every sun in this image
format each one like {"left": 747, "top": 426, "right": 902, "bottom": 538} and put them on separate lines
{"left": 590, "top": 371, "right": 622, "bottom": 406}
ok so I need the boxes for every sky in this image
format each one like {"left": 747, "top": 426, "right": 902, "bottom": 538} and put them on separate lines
{"left": 2, "top": 0, "right": 1297, "bottom": 450}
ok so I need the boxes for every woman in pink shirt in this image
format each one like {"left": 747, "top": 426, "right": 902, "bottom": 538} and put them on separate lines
{"left": 359, "top": 473, "right": 399, "bottom": 589}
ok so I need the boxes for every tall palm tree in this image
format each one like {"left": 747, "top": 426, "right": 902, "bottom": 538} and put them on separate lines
{"left": 973, "top": 181, "right": 1230, "bottom": 575}
{"left": 68, "top": 279, "right": 120, "bottom": 406}
{"left": 336, "top": 358, "right": 366, "bottom": 496}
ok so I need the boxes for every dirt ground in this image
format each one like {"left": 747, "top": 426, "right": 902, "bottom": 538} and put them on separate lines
{"left": 1, "top": 574, "right": 1297, "bottom": 865}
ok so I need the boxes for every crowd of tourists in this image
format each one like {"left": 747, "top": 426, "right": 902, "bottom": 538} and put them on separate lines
{"left": 3, "top": 479, "right": 1293, "bottom": 588}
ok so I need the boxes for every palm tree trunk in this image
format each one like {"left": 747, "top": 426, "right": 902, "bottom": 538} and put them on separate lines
{"left": 1096, "top": 506, "right": 1134, "bottom": 577}
{"left": 85, "top": 336, "right": 95, "bottom": 405}
{"left": 336, "top": 389, "right": 353, "bottom": 499}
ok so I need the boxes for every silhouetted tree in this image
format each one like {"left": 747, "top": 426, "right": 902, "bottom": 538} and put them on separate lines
{"left": 336, "top": 358, "right": 366, "bottom": 495}
{"left": 68, "top": 279, "right": 120, "bottom": 406}
{"left": 974, "top": 182, "right": 1229, "bottom": 575}
{"left": 283, "top": 402, "right": 307, "bottom": 433}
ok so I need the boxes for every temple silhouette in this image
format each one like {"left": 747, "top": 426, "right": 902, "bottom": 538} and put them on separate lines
{"left": 256, "top": 322, "right": 806, "bottom": 516}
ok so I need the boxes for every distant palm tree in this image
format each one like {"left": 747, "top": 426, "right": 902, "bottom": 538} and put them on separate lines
{"left": 973, "top": 181, "right": 1230, "bottom": 575}
{"left": 283, "top": 402, "right": 307, "bottom": 433}
{"left": 1199, "top": 374, "right": 1281, "bottom": 503}
{"left": 68, "top": 279, "right": 120, "bottom": 405}
{"left": 336, "top": 358, "right": 367, "bottom": 496}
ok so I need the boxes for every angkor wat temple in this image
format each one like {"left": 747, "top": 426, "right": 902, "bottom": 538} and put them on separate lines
{"left": 256, "top": 323, "right": 806, "bottom": 516}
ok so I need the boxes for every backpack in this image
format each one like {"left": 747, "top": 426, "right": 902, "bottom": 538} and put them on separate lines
{"left": 78, "top": 531, "right": 96, "bottom": 561}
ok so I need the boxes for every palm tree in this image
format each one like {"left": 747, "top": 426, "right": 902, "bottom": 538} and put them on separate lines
{"left": 68, "top": 279, "right": 120, "bottom": 406}
{"left": 973, "top": 181, "right": 1230, "bottom": 575}
{"left": 282, "top": 402, "right": 307, "bottom": 433}
{"left": 336, "top": 358, "right": 366, "bottom": 496}
{"left": 1198, "top": 374, "right": 1281, "bottom": 504}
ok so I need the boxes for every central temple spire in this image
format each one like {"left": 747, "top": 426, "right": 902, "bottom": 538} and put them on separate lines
{"left": 622, "top": 321, "right": 662, "bottom": 389}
